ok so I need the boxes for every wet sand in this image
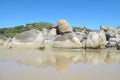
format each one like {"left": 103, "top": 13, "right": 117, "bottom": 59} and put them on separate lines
{"left": 0, "top": 48, "right": 120, "bottom": 80}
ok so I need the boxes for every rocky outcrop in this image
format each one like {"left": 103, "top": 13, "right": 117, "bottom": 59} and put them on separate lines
{"left": 45, "top": 28, "right": 57, "bottom": 42}
{"left": 53, "top": 32, "right": 82, "bottom": 49}
{"left": 116, "top": 26, "right": 120, "bottom": 49}
{"left": 105, "top": 26, "right": 120, "bottom": 48}
{"left": 52, "top": 19, "right": 82, "bottom": 49}
{"left": 85, "top": 30, "right": 107, "bottom": 49}
{"left": 116, "top": 26, "right": 120, "bottom": 35}
{"left": 100, "top": 26, "right": 115, "bottom": 41}
{"left": 115, "top": 26, "right": 120, "bottom": 42}
{"left": 42, "top": 28, "right": 48, "bottom": 39}
{"left": 75, "top": 32, "right": 86, "bottom": 42}
{"left": 42, "top": 25, "right": 57, "bottom": 45}
{"left": 12, "top": 29, "right": 45, "bottom": 49}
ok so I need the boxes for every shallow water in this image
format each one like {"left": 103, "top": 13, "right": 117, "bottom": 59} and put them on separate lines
{"left": 0, "top": 48, "right": 120, "bottom": 80}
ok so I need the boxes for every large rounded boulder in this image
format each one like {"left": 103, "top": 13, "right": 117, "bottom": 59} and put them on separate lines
{"left": 85, "top": 30, "right": 107, "bottom": 49}
{"left": 12, "top": 29, "right": 45, "bottom": 49}
{"left": 56, "top": 19, "right": 73, "bottom": 34}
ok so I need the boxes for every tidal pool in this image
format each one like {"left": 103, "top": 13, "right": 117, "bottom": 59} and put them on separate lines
{"left": 0, "top": 48, "right": 120, "bottom": 80}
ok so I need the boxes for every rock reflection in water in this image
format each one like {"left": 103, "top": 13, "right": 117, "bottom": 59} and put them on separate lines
{"left": 85, "top": 49, "right": 120, "bottom": 64}
{"left": 0, "top": 48, "right": 120, "bottom": 72}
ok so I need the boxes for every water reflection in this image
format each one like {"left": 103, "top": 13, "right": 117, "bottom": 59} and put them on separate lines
{"left": 0, "top": 48, "right": 120, "bottom": 72}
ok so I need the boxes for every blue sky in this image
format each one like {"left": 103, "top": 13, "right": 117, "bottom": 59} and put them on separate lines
{"left": 0, "top": 0, "right": 120, "bottom": 30}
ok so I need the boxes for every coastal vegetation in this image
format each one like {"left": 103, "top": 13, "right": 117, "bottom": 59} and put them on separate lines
{"left": 0, "top": 22, "right": 90, "bottom": 38}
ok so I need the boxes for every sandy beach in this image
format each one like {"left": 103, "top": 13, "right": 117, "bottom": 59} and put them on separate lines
{"left": 0, "top": 48, "right": 120, "bottom": 80}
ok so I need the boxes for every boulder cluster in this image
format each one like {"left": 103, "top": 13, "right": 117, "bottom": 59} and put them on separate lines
{"left": 0, "top": 19, "right": 120, "bottom": 49}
